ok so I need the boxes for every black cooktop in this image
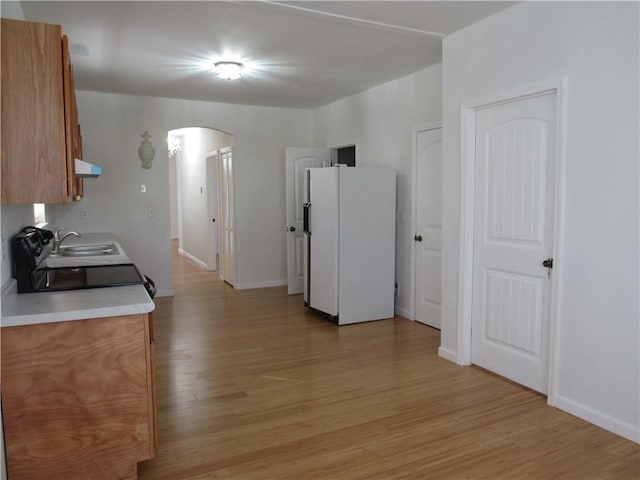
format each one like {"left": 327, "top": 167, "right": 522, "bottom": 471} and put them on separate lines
{"left": 31, "top": 264, "right": 145, "bottom": 292}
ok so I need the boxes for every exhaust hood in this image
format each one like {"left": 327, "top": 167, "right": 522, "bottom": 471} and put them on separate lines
{"left": 75, "top": 158, "right": 102, "bottom": 177}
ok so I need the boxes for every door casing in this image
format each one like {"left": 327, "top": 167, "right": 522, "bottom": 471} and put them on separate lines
{"left": 219, "top": 146, "right": 236, "bottom": 286}
{"left": 453, "top": 78, "right": 567, "bottom": 405}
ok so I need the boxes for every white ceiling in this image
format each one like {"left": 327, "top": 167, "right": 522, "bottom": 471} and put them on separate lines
{"left": 19, "top": 1, "right": 516, "bottom": 109}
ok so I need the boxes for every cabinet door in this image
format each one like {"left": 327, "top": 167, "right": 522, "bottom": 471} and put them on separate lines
{"left": 1, "top": 19, "right": 69, "bottom": 204}
{"left": 76, "top": 123, "right": 85, "bottom": 198}
{"left": 1, "top": 314, "right": 155, "bottom": 480}
{"left": 63, "top": 35, "right": 82, "bottom": 200}
{"left": 148, "top": 312, "right": 159, "bottom": 449}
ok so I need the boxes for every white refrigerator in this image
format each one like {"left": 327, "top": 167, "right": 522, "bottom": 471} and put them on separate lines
{"left": 303, "top": 166, "right": 396, "bottom": 325}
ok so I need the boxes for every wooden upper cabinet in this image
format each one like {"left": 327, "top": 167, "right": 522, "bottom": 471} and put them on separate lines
{"left": 1, "top": 19, "right": 82, "bottom": 204}
{"left": 63, "top": 35, "right": 84, "bottom": 200}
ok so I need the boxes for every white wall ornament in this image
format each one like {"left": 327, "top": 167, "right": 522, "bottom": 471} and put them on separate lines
{"left": 138, "top": 131, "right": 155, "bottom": 169}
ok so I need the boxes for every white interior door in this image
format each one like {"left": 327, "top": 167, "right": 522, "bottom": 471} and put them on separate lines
{"left": 415, "top": 128, "right": 442, "bottom": 328}
{"left": 220, "top": 147, "right": 235, "bottom": 287}
{"left": 205, "top": 151, "right": 218, "bottom": 271}
{"left": 471, "top": 92, "right": 557, "bottom": 394}
{"left": 285, "top": 147, "right": 330, "bottom": 294}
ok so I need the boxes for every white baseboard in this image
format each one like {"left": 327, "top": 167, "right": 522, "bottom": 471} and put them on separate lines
{"left": 234, "top": 279, "right": 288, "bottom": 290}
{"left": 552, "top": 394, "right": 640, "bottom": 444}
{"left": 394, "top": 306, "right": 412, "bottom": 320}
{"left": 178, "top": 248, "right": 208, "bottom": 270}
{"left": 438, "top": 346, "right": 459, "bottom": 363}
{"left": 435, "top": 342, "right": 639, "bottom": 443}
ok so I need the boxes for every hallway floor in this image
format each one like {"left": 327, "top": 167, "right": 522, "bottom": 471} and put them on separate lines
{"left": 137, "top": 247, "right": 639, "bottom": 479}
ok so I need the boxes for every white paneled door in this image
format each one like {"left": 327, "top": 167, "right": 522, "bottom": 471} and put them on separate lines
{"left": 206, "top": 151, "right": 219, "bottom": 272}
{"left": 415, "top": 128, "right": 442, "bottom": 328}
{"left": 471, "top": 92, "right": 557, "bottom": 394}
{"left": 285, "top": 147, "right": 330, "bottom": 294}
{"left": 220, "top": 147, "right": 235, "bottom": 287}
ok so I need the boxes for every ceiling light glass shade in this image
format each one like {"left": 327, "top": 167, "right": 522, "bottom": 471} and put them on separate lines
{"left": 213, "top": 61, "right": 244, "bottom": 80}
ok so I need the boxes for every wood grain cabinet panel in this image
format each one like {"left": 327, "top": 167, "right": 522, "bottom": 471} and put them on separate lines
{"left": 1, "top": 314, "right": 156, "bottom": 480}
{"left": 1, "top": 18, "right": 82, "bottom": 204}
{"left": 63, "top": 35, "right": 83, "bottom": 200}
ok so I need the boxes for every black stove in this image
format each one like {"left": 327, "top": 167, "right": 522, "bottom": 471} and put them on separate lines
{"left": 31, "top": 264, "right": 146, "bottom": 292}
{"left": 12, "top": 228, "right": 149, "bottom": 294}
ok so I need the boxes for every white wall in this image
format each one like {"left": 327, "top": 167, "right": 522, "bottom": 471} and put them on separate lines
{"left": 50, "top": 91, "right": 313, "bottom": 294}
{"left": 0, "top": 206, "right": 34, "bottom": 286}
{"left": 169, "top": 152, "right": 178, "bottom": 239}
{"left": 0, "top": 1, "right": 23, "bottom": 19}
{"left": 178, "top": 129, "right": 207, "bottom": 264}
{"left": 441, "top": 1, "right": 639, "bottom": 442}
{"left": 313, "top": 64, "right": 442, "bottom": 317}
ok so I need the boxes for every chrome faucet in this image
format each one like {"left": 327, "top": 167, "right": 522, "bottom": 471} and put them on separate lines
{"left": 52, "top": 227, "right": 81, "bottom": 254}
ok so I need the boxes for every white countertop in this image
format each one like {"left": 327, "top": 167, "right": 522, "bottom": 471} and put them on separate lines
{"left": 1, "top": 232, "right": 155, "bottom": 328}
{"left": 1, "top": 283, "right": 154, "bottom": 327}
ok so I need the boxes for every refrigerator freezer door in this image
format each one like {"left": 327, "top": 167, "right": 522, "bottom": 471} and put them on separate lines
{"left": 307, "top": 168, "right": 339, "bottom": 316}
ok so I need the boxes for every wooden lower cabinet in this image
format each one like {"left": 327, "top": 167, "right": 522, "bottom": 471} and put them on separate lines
{"left": 1, "top": 313, "right": 157, "bottom": 480}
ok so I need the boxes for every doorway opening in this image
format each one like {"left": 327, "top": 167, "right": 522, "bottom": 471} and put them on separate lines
{"left": 329, "top": 144, "right": 356, "bottom": 167}
{"left": 168, "top": 127, "right": 236, "bottom": 286}
{"left": 333, "top": 145, "right": 356, "bottom": 166}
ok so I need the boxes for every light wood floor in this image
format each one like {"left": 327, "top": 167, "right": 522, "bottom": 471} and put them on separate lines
{"left": 137, "top": 246, "right": 639, "bottom": 479}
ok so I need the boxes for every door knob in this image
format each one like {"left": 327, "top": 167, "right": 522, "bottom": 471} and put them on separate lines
{"left": 542, "top": 258, "right": 553, "bottom": 279}
{"left": 287, "top": 226, "right": 296, "bottom": 232}
{"left": 414, "top": 234, "right": 423, "bottom": 242}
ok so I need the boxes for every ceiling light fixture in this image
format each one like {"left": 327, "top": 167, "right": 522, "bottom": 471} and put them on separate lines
{"left": 213, "top": 61, "right": 244, "bottom": 80}
{"left": 167, "top": 134, "right": 182, "bottom": 156}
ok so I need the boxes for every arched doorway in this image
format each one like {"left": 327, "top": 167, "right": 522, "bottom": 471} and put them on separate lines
{"left": 167, "top": 127, "right": 236, "bottom": 286}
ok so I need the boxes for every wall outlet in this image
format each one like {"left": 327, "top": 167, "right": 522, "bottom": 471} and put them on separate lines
{"left": 148, "top": 207, "right": 155, "bottom": 218}
{"left": 140, "top": 184, "right": 147, "bottom": 194}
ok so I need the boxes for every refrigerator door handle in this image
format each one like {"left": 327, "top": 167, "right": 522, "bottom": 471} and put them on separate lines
{"left": 303, "top": 202, "right": 311, "bottom": 235}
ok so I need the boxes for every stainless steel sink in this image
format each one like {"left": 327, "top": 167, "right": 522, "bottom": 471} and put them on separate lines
{"left": 51, "top": 244, "right": 120, "bottom": 257}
